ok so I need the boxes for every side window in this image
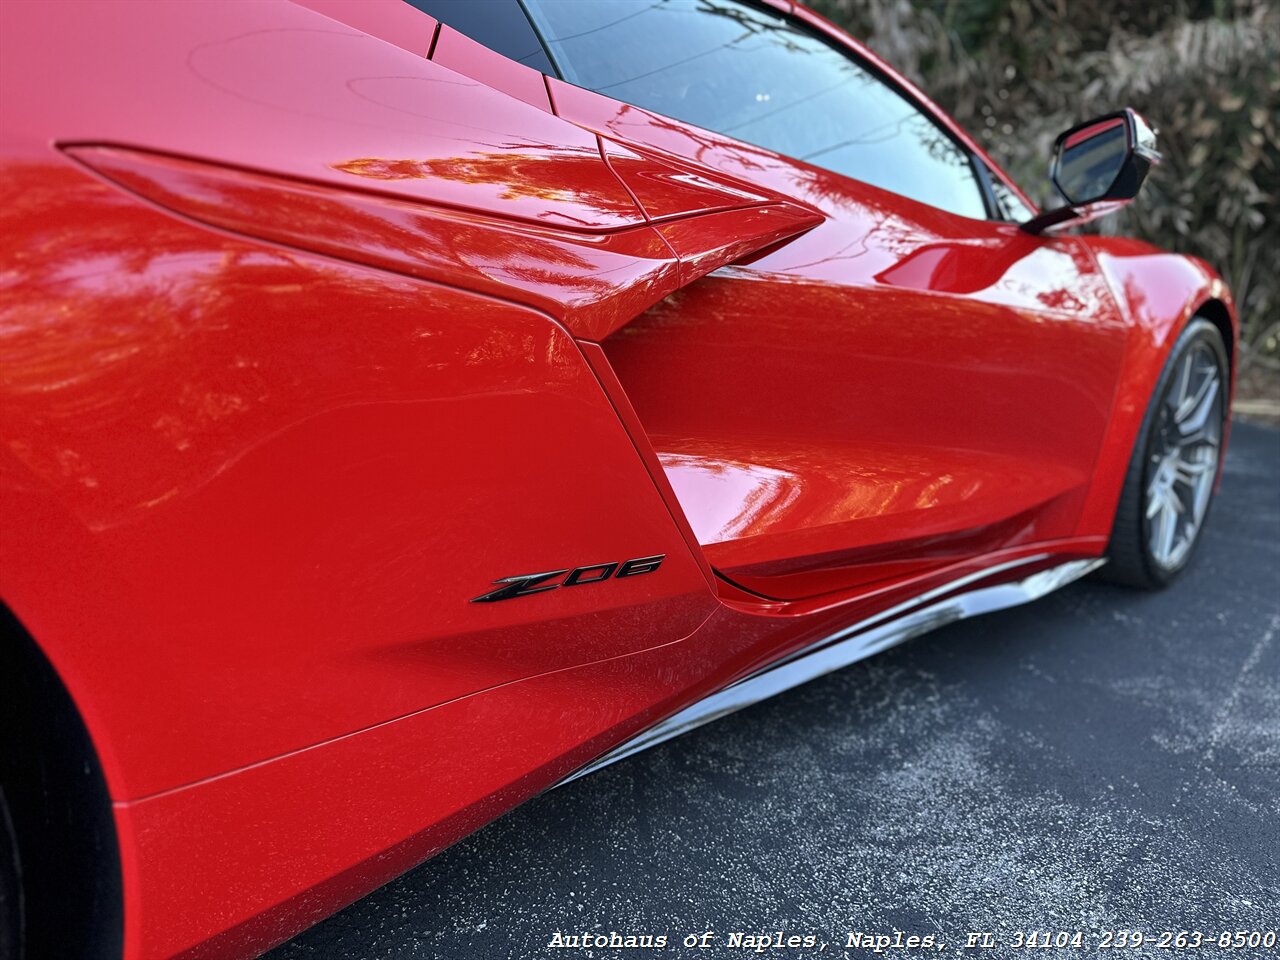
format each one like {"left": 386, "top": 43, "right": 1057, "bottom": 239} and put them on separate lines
{"left": 405, "top": 0, "right": 555, "bottom": 73}
{"left": 987, "top": 167, "right": 1037, "bottom": 222}
{"left": 521, "top": 0, "right": 988, "bottom": 220}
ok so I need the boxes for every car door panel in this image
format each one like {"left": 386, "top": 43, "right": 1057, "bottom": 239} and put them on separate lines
{"left": 546, "top": 81, "right": 1127, "bottom": 601}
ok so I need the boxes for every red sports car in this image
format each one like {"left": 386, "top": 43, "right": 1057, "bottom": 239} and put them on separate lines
{"left": 0, "top": 1, "right": 1235, "bottom": 957}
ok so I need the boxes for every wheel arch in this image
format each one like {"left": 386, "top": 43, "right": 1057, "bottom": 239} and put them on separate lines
{"left": 1192, "top": 296, "right": 1236, "bottom": 385}
{"left": 1073, "top": 239, "right": 1239, "bottom": 540}
{"left": 0, "top": 599, "right": 124, "bottom": 959}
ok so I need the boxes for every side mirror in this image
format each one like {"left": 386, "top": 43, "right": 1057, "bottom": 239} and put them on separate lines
{"left": 1021, "top": 108, "right": 1161, "bottom": 235}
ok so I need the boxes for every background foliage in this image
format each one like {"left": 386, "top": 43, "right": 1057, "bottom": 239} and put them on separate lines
{"left": 811, "top": 0, "right": 1279, "bottom": 384}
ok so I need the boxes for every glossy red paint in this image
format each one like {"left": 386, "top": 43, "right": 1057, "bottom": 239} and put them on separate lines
{"left": 0, "top": 1, "right": 1236, "bottom": 958}
{"left": 0, "top": 153, "right": 728, "bottom": 799}
{"left": 290, "top": 0, "right": 436, "bottom": 56}
{"left": 430, "top": 24, "right": 552, "bottom": 111}
{"left": 1, "top": 0, "right": 620, "bottom": 229}
{"left": 64, "top": 145, "right": 819, "bottom": 343}
{"left": 599, "top": 138, "right": 782, "bottom": 223}
{"left": 1073, "top": 236, "right": 1237, "bottom": 533}
{"left": 547, "top": 78, "right": 1128, "bottom": 600}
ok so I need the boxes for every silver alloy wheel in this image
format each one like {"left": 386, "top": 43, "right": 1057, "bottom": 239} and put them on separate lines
{"left": 1144, "top": 341, "right": 1224, "bottom": 571}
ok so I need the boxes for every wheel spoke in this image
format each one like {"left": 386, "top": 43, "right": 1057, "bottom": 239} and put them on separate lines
{"left": 1173, "top": 352, "right": 1194, "bottom": 410}
{"left": 1191, "top": 475, "right": 1214, "bottom": 523}
{"left": 1142, "top": 338, "right": 1225, "bottom": 572}
{"left": 1152, "top": 495, "right": 1179, "bottom": 565}
{"left": 1175, "top": 371, "right": 1219, "bottom": 439}
{"left": 1182, "top": 452, "right": 1216, "bottom": 519}
{"left": 1146, "top": 478, "right": 1166, "bottom": 517}
{"left": 1174, "top": 457, "right": 1213, "bottom": 484}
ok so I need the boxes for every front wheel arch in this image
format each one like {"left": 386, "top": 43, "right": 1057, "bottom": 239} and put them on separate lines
{"left": 1100, "top": 315, "right": 1229, "bottom": 588}
{"left": 1194, "top": 297, "right": 1235, "bottom": 384}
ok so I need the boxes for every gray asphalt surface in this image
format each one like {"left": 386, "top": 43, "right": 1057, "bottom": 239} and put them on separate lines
{"left": 269, "top": 421, "right": 1280, "bottom": 960}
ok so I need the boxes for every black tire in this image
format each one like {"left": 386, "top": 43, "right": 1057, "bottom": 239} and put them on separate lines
{"left": 0, "top": 786, "right": 21, "bottom": 960}
{"left": 1102, "top": 316, "right": 1229, "bottom": 588}
{"left": 0, "top": 605, "right": 123, "bottom": 960}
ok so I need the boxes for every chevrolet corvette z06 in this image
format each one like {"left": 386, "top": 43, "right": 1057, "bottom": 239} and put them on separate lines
{"left": 0, "top": 1, "right": 1235, "bottom": 957}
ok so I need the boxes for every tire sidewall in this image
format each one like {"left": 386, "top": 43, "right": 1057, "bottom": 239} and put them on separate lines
{"left": 0, "top": 785, "right": 22, "bottom": 960}
{"left": 1134, "top": 318, "right": 1229, "bottom": 586}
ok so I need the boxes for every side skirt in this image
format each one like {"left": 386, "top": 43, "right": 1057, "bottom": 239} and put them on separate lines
{"left": 557, "top": 556, "right": 1105, "bottom": 786}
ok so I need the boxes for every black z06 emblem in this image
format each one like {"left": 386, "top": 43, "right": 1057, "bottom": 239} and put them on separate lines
{"left": 471, "top": 555, "right": 665, "bottom": 603}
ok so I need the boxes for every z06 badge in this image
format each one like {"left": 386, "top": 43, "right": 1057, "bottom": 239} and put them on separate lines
{"left": 471, "top": 555, "right": 666, "bottom": 603}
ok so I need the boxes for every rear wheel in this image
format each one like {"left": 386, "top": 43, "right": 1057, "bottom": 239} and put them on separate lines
{"left": 1103, "top": 317, "right": 1228, "bottom": 588}
{"left": 0, "top": 605, "right": 123, "bottom": 960}
{"left": 0, "top": 786, "right": 21, "bottom": 960}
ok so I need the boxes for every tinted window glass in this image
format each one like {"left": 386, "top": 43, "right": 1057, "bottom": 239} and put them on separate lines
{"left": 522, "top": 0, "right": 987, "bottom": 219}
{"left": 987, "top": 167, "right": 1036, "bottom": 221}
{"left": 407, "top": 0, "right": 555, "bottom": 73}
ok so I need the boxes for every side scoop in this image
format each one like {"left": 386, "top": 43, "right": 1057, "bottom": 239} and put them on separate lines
{"left": 66, "top": 143, "right": 822, "bottom": 342}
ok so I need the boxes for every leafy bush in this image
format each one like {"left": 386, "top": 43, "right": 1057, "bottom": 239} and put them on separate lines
{"left": 811, "top": 0, "right": 1279, "bottom": 369}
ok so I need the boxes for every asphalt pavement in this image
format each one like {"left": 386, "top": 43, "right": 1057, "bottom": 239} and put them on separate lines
{"left": 269, "top": 421, "right": 1280, "bottom": 959}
